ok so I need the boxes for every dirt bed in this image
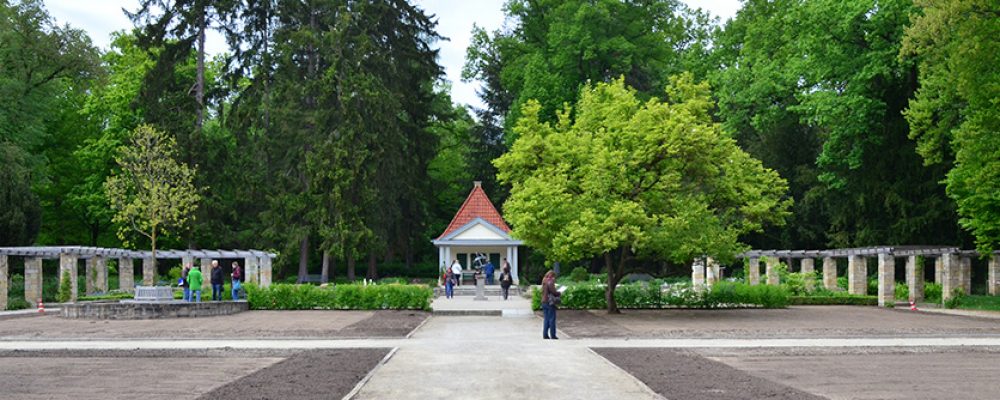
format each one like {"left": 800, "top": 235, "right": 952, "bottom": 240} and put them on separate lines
{"left": 558, "top": 306, "right": 1000, "bottom": 338}
{"left": 594, "top": 348, "right": 825, "bottom": 400}
{"left": 198, "top": 349, "right": 390, "bottom": 400}
{"left": 0, "top": 310, "right": 428, "bottom": 339}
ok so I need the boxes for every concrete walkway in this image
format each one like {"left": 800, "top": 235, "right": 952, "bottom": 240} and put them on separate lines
{"left": 352, "top": 316, "right": 661, "bottom": 400}
{"left": 430, "top": 295, "right": 534, "bottom": 317}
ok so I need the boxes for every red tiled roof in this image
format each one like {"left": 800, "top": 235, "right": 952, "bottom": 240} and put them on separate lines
{"left": 438, "top": 183, "right": 511, "bottom": 239}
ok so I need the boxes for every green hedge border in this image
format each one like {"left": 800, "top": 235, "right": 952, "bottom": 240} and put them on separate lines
{"left": 246, "top": 283, "right": 433, "bottom": 310}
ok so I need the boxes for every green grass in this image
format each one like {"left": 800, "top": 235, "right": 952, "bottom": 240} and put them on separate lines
{"left": 954, "top": 295, "right": 1000, "bottom": 311}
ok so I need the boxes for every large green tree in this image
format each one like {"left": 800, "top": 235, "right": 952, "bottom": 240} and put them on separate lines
{"left": 495, "top": 76, "right": 790, "bottom": 313}
{"left": 901, "top": 0, "right": 1000, "bottom": 254}
{"left": 712, "top": 0, "right": 959, "bottom": 249}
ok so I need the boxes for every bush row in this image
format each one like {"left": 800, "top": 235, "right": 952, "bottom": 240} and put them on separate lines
{"left": 246, "top": 283, "right": 433, "bottom": 310}
{"left": 789, "top": 295, "right": 877, "bottom": 306}
{"left": 531, "top": 282, "right": 790, "bottom": 310}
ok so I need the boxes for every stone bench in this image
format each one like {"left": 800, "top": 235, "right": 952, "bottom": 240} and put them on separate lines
{"left": 134, "top": 286, "right": 175, "bottom": 302}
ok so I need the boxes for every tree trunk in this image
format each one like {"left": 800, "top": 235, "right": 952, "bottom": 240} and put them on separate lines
{"left": 347, "top": 248, "right": 355, "bottom": 281}
{"left": 367, "top": 252, "right": 377, "bottom": 280}
{"left": 151, "top": 227, "right": 158, "bottom": 275}
{"left": 89, "top": 223, "right": 99, "bottom": 247}
{"left": 320, "top": 250, "right": 330, "bottom": 283}
{"left": 605, "top": 253, "right": 620, "bottom": 314}
{"left": 194, "top": 9, "right": 206, "bottom": 136}
{"left": 296, "top": 237, "right": 309, "bottom": 283}
{"left": 405, "top": 240, "right": 414, "bottom": 270}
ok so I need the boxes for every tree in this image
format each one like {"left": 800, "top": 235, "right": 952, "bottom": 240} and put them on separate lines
{"left": 495, "top": 76, "right": 790, "bottom": 313}
{"left": 901, "top": 0, "right": 1000, "bottom": 254}
{"left": 105, "top": 125, "right": 201, "bottom": 270}
{"left": 0, "top": 143, "right": 41, "bottom": 245}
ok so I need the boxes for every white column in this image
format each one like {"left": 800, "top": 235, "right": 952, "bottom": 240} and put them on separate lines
{"left": 906, "top": 255, "right": 924, "bottom": 302}
{"left": 142, "top": 257, "right": 155, "bottom": 286}
{"left": 260, "top": 256, "right": 273, "bottom": 287}
{"left": 512, "top": 246, "right": 520, "bottom": 285}
{"left": 848, "top": 255, "right": 867, "bottom": 295}
{"left": 60, "top": 253, "right": 79, "bottom": 302}
{"left": 438, "top": 246, "right": 445, "bottom": 273}
{"left": 0, "top": 255, "right": 7, "bottom": 311}
{"left": 200, "top": 258, "right": 212, "bottom": 293}
{"left": 989, "top": 254, "right": 1000, "bottom": 296}
{"left": 823, "top": 257, "right": 838, "bottom": 291}
{"left": 961, "top": 257, "right": 972, "bottom": 295}
{"left": 747, "top": 257, "right": 760, "bottom": 285}
{"left": 245, "top": 256, "right": 259, "bottom": 285}
{"left": 765, "top": 257, "right": 779, "bottom": 286}
{"left": 692, "top": 260, "right": 706, "bottom": 291}
{"left": 877, "top": 253, "right": 895, "bottom": 308}
{"left": 25, "top": 257, "right": 42, "bottom": 307}
{"left": 801, "top": 258, "right": 815, "bottom": 292}
{"left": 941, "top": 253, "right": 960, "bottom": 302}
{"left": 118, "top": 257, "right": 134, "bottom": 293}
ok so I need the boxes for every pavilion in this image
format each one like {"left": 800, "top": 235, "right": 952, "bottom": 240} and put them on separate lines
{"left": 432, "top": 181, "right": 522, "bottom": 285}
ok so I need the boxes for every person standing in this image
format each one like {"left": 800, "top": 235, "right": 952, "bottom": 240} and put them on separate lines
{"left": 444, "top": 268, "right": 455, "bottom": 299}
{"left": 450, "top": 259, "right": 463, "bottom": 286}
{"left": 187, "top": 264, "right": 203, "bottom": 302}
{"left": 499, "top": 266, "right": 513, "bottom": 300}
{"left": 231, "top": 261, "right": 243, "bottom": 300}
{"left": 485, "top": 260, "right": 495, "bottom": 285}
{"left": 181, "top": 264, "right": 191, "bottom": 302}
{"left": 541, "top": 270, "right": 560, "bottom": 339}
{"left": 210, "top": 260, "right": 224, "bottom": 301}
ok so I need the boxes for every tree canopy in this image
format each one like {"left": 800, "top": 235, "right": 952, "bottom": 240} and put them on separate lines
{"left": 495, "top": 76, "right": 790, "bottom": 312}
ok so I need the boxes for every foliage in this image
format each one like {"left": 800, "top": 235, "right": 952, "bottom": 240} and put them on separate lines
{"left": 104, "top": 125, "right": 201, "bottom": 268}
{"left": 496, "top": 76, "right": 790, "bottom": 313}
{"left": 531, "top": 281, "right": 789, "bottom": 311}
{"left": 0, "top": 143, "right": 41, "bottom": 245}
{"left": 789, "top": 296, "right": 877, "bottom": 306}
{"left": 950, "top": 295, "right": 1000, "bottom": 312}
{"left": 924, "top": 282, "right": 943, "bottom": 304}
{"left": 569, "top": 267, "right": 589, "bottom": 283}
{"left": 944, "top": 288, "right": 965, "bottom": 309}
{"left": 901, "top": 0, "right": 1000, "bottom": 254}
{"left": 245, "top": 283, "right": 433, "bottom": 311}
{"left": 781, "top": 272, "right": 818, "bottom": 296}
{"left": 57, "top": 270, "right": 71, "bottom": 303}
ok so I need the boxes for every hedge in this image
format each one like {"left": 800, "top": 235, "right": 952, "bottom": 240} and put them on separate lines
{"left": 245, "top": 283, "right": 433, "bottom": 310}
{"left": 531, "top": 281, "right": 789, "bottom": 310}
{"left": 789, "top": 295, "right": 877, "bottom": 306}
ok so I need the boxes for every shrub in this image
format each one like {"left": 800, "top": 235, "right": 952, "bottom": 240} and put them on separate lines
{"left": 57, "top": 271, "right": 72, "bottom": 303}
{"left": 781, "top": 272, "right": 815, "bottom": 296}
{"left": 924, "top": 283, "right": 942, "bottom": 303}
{"left": 569, "top": 267, "right": 589, "bottom": 282}
{"left": 895, "top": 282, "right": 909, "bottom": 300}
{"left": 531, "top": 281, "right": 788, "bottom": 310}
{"left": 789, "top": 295, "right": 877, "bottom": 306}
{"left": 944, "top": 288, "right": 964, "bottom": 309}
{"left": 246, "top": 283, "right": 432, "bottom": 310}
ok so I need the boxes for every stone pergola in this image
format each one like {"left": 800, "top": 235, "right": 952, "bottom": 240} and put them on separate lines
{"left": 0, "top": 246, "right": 276, "bottom": 310}
{"left": 727, "top": 246, "right": 1000, "bottom": 307}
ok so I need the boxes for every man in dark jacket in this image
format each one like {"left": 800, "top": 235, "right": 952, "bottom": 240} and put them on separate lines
{"left": 210, "top": 260, "right": 224, "bottom": 301}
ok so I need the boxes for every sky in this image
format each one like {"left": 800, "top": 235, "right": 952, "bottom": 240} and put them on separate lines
{"left": 43, "top": 0, "right": 740, "bottom": 110}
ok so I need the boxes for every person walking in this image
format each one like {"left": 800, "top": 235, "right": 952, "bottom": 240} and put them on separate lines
{"left": 541, "top": 270, "right": 560, "bottom": 340}
{"left": 231, "top": 261, "right": 243, "bottom": 300}
{"left": 499, "top": 266, "right": 513, "bottom": 300}
{"left": 187, "top": 264, "right": 203, "bottom": 302}
{"left": 444, "top": 268, "right": 455, "bottom": 299}
{"left": 210, "top": 260, "right": 224, "bottom": 301}
{"left": 180, "top": 264, "right": 191, "bottom": 302}
{"left": 485, "top": 260, "right": 495, "bottom": 285}
{"left": 450, "top": 259, "right": 463, "bottom": 286}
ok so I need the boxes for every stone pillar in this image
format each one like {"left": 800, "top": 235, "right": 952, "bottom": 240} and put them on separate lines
{"left": 765, "top": 257, "right": 780, "bottom": 286}
{"left": 245, "top": 256, "right": 259, "bottom": 285}
{"left": 512, "top": 246, "right": 520, "bottom": 285}
{"left": 906, "top": 255, "right": 924, "bottom": 302}
{"left": 60, "top": 253, "right": 79, "bottom": 302}
{"left": 801, "top": 258, "right": 815, "bottom": 292}
{"left": 260, "top": 256, "right": 273, "bottom": 288}
{"left": 0, "top": 255, "right": 8, "bottom": 311}
{"left": 182, "top": 255, "right": 194, "bottom": 269}
{"left": 934, "top": 257, "right": 943, "bottom": 284}
{"left": 989, "top": 254, "right": 1000, "bottom": 296}
{"left": 142, "top": 257, "right": 155, "bottom": 286}
{"left": 24, "top": 257, "right": 42, "bottom": 307}
{"left": 961, "top": 257, "right": 972, "bottom": 295}
{"left": 941, "top": 253, "right": 960, "bottom": 302}
{"left": 747, "top": 257, "right": 760, "bottom": 285}
{"left": 200, "top": 258, "right": 212, "bottom": 293}
{"left": 691, "top": 260, "right": 705, "bottom": 291}
{"left": 848, "top": 255, "right": 867, "bottom": 295}
{"left": 823, "top": 257, "right": 838, "bottom": 290}
{"left": 877, "top": 253, "right": 895, "bottom": 308}
{"left": 85, "top": 257, "right": 96, "bottom": 295}
{"left": 95, "top": 256, "right": 108, "bottom": 293}
{"left": 118, "top": 257, "right": 134, "bottom": 293}
{"left": 706, "top": 257, "right": 719, "bottom": 287}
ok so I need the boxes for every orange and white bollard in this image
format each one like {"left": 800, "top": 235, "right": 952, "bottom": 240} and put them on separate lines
{"left": 909, "top": 300, "right": 918, "bottom": 311}
{"left": 37, "top": 299, "right": 45, "bottom": 313}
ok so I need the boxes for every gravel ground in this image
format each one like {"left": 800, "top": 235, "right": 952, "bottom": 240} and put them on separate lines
{"left": 0, "top": 310, "right": 428, "bottom": 339}
{"left": 594, "top": 348, "right": 825, "bottom": 400}
{"left": 198, "top": 349, "right": 390, "bottom": 400}
{"left": 559, "top": 306, "right": 1000, "bottom": 338}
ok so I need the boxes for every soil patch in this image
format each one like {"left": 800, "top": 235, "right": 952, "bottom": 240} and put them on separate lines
{"left": 0, "top": 310, "right": 428, "bottom": 339}
{"left": 593, "top": 348, "right": 825, "bottom": 400}
{"left": 559, "top": 306, "right": 1000, "bottom": 338}
{"left": 198, "top": 349, "right": 390, "bottom": 400}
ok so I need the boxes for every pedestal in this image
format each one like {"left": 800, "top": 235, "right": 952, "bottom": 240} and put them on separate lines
{"left": 474, "top": 275, "right": 487, "bottom": 301}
